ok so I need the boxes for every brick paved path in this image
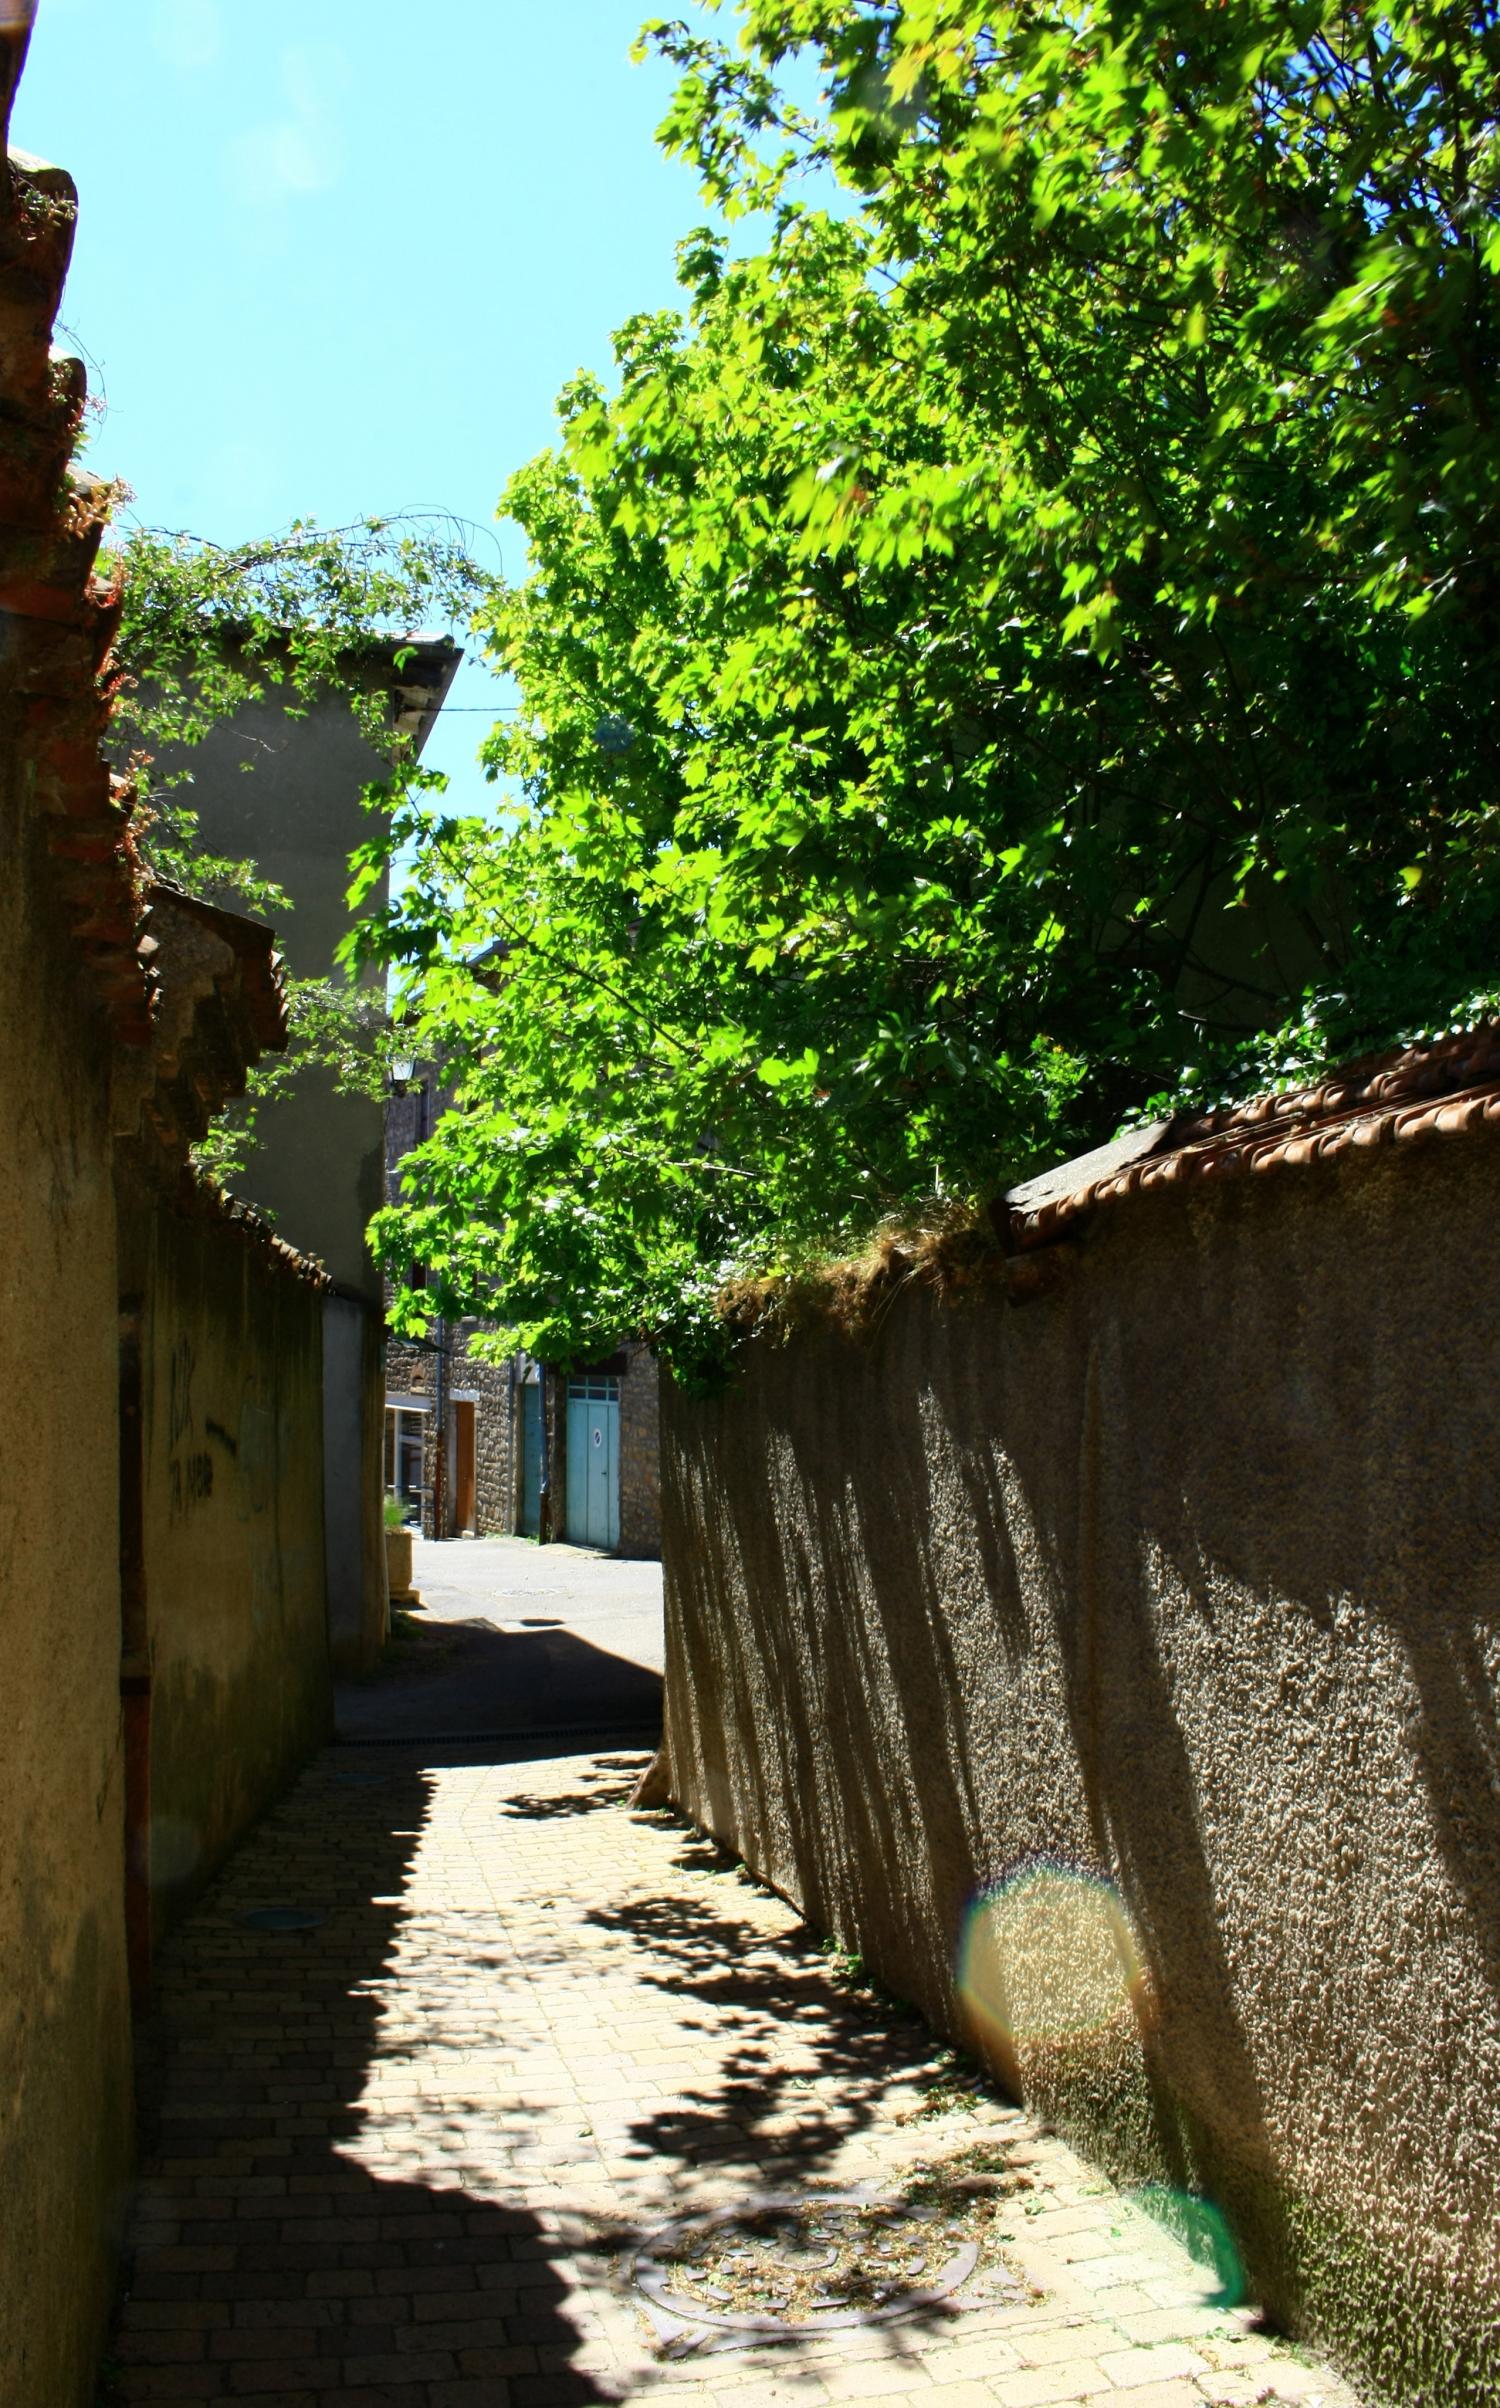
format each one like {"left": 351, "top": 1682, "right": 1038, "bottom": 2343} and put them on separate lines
{"left": 109, "top": 1747, "right": 1363, "bottom": 2408}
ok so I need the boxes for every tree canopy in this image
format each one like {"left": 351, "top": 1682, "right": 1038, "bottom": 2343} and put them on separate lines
{"left": 365, "top": 0, "right": 1500, "bottom": 1374}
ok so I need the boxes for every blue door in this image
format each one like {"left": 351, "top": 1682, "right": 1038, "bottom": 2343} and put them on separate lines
{"left": 565, "top": 1375, "right": 620, "bottom": 1549}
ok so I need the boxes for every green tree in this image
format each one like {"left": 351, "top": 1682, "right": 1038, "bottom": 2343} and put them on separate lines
{"left": 365, "top": 0, "right": 1500, "bottom": 1373}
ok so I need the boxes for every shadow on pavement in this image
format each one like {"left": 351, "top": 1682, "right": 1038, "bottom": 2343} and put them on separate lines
{"left": 112, "top": 1754, "right": 628, "bottom": 2404}
{"left": 335, "top": 1619, "right": 663, "bottom": 1746}
{"left": 500, "top": 1758, "right": 647, "bottom": 1819}
{"left": 587, "top": 1813, "right": 996, "bottom": 2184}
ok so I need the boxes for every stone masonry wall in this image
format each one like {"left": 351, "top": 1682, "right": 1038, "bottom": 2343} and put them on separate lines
{"left": 468, "top": 1347, "right": 516, "bottom": 1532}
{"left": 618, "top": 1341, "right": 661, "bottom": 1557}
{"left": 386, "top": 1329, "right": 518, "bottom": 1538}
{"left": 659, "top": 1120, "right": 1500, "bottom": 2408}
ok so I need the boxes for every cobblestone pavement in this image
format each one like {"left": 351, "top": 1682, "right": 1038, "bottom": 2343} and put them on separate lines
{"left": 110, "top": 1746, "right": 1364, "bottom": 2408}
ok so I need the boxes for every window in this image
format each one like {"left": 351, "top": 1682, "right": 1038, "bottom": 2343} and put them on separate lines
{"left": 383, "top": 1403, "right": 429, "bottom": 1523}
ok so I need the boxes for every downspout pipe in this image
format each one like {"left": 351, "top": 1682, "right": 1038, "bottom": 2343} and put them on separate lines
{"left": 432, "top": 1310, "right": 448, "bottom": 1540}
{"left": 538, "top": 1365, "right": 551, "bottom": 1545}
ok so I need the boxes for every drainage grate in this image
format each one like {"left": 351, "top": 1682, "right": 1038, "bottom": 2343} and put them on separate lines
{"left": 632, "top": 2174, "right": 1036, "bottom": 2356}
{"left": 240, "top": 1906, "right": 327, "bottom": 1932}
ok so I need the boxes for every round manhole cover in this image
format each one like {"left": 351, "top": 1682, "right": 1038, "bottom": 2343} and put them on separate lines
{"left": 633, "top": 2183, "right": 1023, "bottom": 2342}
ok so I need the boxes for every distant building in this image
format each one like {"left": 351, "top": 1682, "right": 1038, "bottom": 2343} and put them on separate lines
{"left": 174, "top": 637, "right": 461, "bottom": 1663}
{"left": 383, "top": 1067, "right": 661, "bottom": 1555}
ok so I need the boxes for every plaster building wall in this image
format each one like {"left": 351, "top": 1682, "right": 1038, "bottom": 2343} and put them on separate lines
{"left": 176, "top": 649, "right": 456, "bottom": 1671}
{"left": 179, "top": 655, "right": 452, "bottom": 1298}
{"left": 659, "top": 1118, "right": 1500, "bottom": 2408}
{"left": 0, "top": 40, "right": 144, "bottom": 2396}
{"left": 0, "top": 24, "right": 348, "bottom": 2394}
{"left": 135, "top": 1204, "right": 332, "bottom": 1933}
{"left": 0, "top": 788, "right": 135, "bottom": 2408}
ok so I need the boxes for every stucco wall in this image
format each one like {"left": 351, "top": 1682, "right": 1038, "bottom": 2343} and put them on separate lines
{"left": 0, "top": 809, "right": 134, "bottom": 2408}
{"left": 139, "top": 1206, "right": 332, "bottom": 1930}
{"left": 659, "top": 1129, "right": 1500, "bottom": 2408}
{"left": 324, "top": 1293, "right": 387, "bottom": 1673}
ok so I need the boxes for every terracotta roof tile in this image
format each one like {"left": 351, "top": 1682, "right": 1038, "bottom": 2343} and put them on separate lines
{"left": 112, "top": 880, "right": 292, "bottom": 1193}
{"left": 0, "top": 24, "right": 153, "bottom": 1043}
{"left": 174, "top": 1171, "right": 332, "bottom": 1291}
{"left": 1005, "top": 1023, "right": 1500, "bottom": 1250}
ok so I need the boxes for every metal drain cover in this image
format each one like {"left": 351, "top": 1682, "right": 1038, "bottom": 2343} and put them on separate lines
{"left": 633, "top": 2185, "right": 1008, "bottom": 2352}
{"left": 241, "top": 1906, "right": 326, "bottom": 1932}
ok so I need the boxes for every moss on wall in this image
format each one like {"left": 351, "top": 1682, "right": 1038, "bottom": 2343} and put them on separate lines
{"left": 659, "top": 1128, "right": 1500, "bottom": 2408}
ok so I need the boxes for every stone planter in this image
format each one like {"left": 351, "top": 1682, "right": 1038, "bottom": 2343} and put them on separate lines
{"left": 385, "top": 1525, "right": 415, "bottom": 1604}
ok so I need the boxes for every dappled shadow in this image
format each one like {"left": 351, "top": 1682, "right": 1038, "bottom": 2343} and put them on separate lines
{"left": 111, "top": 1751, "right": 628, "bottom": 2405}
{"left": 107, "top": 1724, "right": 1067, "bottom": 2408}
{"left": 655, "top": 1132, "right": 1500, "bottom": 2394}
{"left": 503, "top": 1761, "right": 643, "bottom": 1818}
{"left": 584, "top": 1822, "right": 999, "bottom": 2187}
{"left": 659, "top": 1291, "right": 1296, "bottom": 2314}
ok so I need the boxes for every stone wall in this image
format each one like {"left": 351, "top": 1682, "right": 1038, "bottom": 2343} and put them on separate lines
{"left": 618, "top": 1342, "right": 661, "bottom": 1557}
{"left": 467, "top": 1346, "right": 516, "bottom": 1531}
{"left": 659, "top": 1115, "right": 1500, "bottom": 2408}
{"left": 386, "top": 1329, "right": 518, "bottom": 1537}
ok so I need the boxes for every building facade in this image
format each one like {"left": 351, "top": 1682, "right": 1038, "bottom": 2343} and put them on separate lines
{"left": 170, "top": 637, "right": 459, "bottom": 1666}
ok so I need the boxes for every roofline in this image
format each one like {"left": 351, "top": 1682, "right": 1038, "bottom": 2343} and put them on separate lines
{"left": 1004, "top": 1021, "right": 1500, "bottom": 1251}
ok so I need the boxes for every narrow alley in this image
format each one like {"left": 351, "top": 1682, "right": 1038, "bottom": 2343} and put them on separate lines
{"left": 108, "top": 1555, "right": 1360, "bottom": 2408}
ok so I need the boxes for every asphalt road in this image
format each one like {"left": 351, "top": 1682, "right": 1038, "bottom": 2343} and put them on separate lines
{"left": 335, "top": 1535, "right": 665, "bottom": 1747}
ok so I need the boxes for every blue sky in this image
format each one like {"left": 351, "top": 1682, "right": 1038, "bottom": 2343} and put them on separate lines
{"left": 12, "top": 0, "right": 738, "bottom": 801}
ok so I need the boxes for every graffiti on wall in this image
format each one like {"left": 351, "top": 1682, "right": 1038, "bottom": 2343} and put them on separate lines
{"left": 167, "top": 1335, "right": 214, "bottom": 1523}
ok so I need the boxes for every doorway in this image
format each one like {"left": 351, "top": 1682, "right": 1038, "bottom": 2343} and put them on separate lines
{"left": 565, "top": 1373, "right": 620, "bottom": 1550}
{"left": 383, "top": 1402, "right": 428, "bottom": 1526}
{"left": 453, "top": 1400, "right": 476, "bottom": 1535}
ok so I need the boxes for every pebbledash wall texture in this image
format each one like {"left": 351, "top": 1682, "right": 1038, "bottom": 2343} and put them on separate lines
{"left": 658, "top": 1030, "right": 1500, "bottom": 2408}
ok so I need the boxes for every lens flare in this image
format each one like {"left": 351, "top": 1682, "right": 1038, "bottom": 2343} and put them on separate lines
{"left": 1128, "top": 2186, "right": 1246, "bottom": 2308}
{"left": 956, "top": 1860, "right": 1147, "bottom": 2052}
